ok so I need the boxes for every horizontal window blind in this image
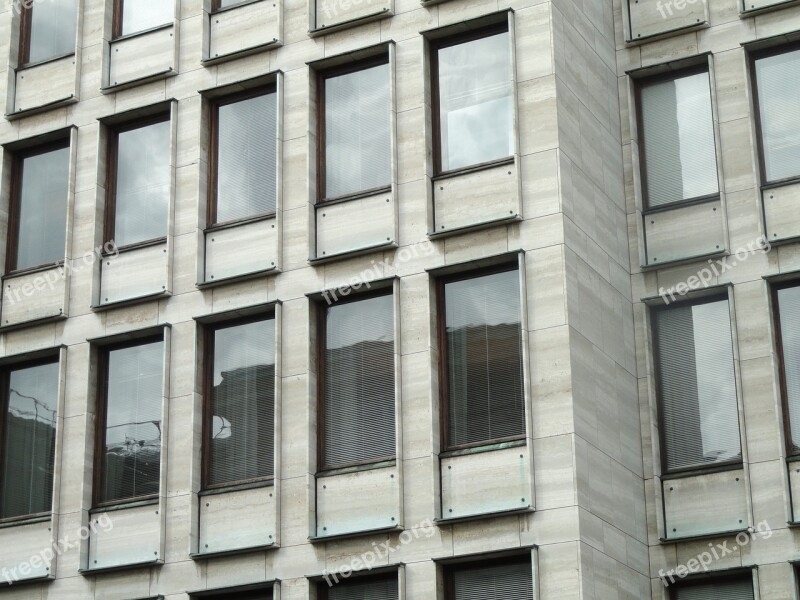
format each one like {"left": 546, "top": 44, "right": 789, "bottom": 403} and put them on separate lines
{"left": 208, "top": 317, "right": 275, "bottom": 486}
{"left": 451, "top": 559, "right": 533, "bottom": 600}
{"left": 777, "top": 285, "right": 800, "bottom": 452}
{"left": 444, "top": 268, "right": 525, "bottom": 448}
{"left": 322, "top": 292, "right": 395, "bottom": 469}
{"left": 640, "top": 70, "right": 719, "bottom": 207}
{"left": 654, "top": 299, "right": 741, "bottom": 472}
{"left": 674, "top": 578, "right": 754, "bottom": 600}
{"left": 755, "top": 48, "right": 800, "bottom": 182}
{"left": 216, "top": 91, "right": 278, "bottom": 222}
{"left": 0, "top": 360, "right": 60, "bottom": 519}
{"left": 327, "top": 576, "right": 398, "bottom": 600}
{"left": 101, "top": 340, "right": 164, "bottom": 504}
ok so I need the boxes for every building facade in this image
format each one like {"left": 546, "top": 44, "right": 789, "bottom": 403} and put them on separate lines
{"left": 0, "top": 0, "right": 798, "bottom": 597}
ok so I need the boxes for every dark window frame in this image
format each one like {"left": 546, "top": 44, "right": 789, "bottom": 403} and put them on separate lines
{"left": 316, "top": 287, "right": 396, "bottom": 473}
{"left": 104, "top": 112, "right": 171, "bottom": 252}
{"left": 749, "top": 41, "right": 800, "bottom": 189}
{"left": 316, "top": 570, "right": 398, "bottom": 599}
{"left": 436, "top": 262, "right": 526, "bottom": 453}
{"left": 93, "top": 334, "right": 164, "bottom": 509}
{"left": 429, "top": 21, "right": 512, "bottom": 178}
{"left": 6, "top": 138, "right": 71, "bottom": 275}
{"left": 771, "top": 279, "right": 800, "bottom": 458}
{"left": 650, "top": 294, "right": 742, "bottom": 477}
{"left": 210, "top": 0, "right": 259, "bottom": 12}
{"left": 667, "top": 571, "right": 754, "bottom": 599}
{"left": 207, "top": 85, "right": 278, "bottom": 228}
{"left": 0, "top": 354, "right": 60, "bottom": 524}
{"left": 315, "top": 54, "right": 392, "bottom": 204}
{"left": 442, "top": 554, "right": 532, "bottom": 600}
{"left": 201, "top": 313, "right": 276, "bottom": 491}
{"left": 634, "top": 63, "right": 720, "bottom": 212}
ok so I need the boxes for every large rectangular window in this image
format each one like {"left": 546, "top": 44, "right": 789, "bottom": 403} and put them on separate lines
{"left": 772, "top": 282, "right": 800, "bottom": 455}
{"left": 19, "top": 0, "right": 76, "bottom": 65}
{"left": 652, "top": 297, "right": 741, "bottom": 473}
{"left": 204, "top": 316, "right": 275, "bottom": 488}
{"left": 318, "top": 573, "right": 398, "bottom": 600}
{"left": 444, "top": 556, "right": 533, "bottom": 600}
{"left": 0, "top": 358, "right": 59, "bottom": 520}
{"left": 318, "top": 57, "right": 391, "bottom": 201}
{"left": 439, "top": 266, "right": 525, "bottom": 450}
{"left": 7, "top": 141, "right": 70, "bottom": 272}
{"left": 637, "top": 67, "right": 719, "bottom": 208}
{"left": 670, "top": 575, "right": 754, "bottom": 600}
{"left": 210, "top": 89, "right": 278, "bottom": 225}
{"left": 752, "top": 45, "right": 800, "bottom": 184}
{"left": 96, "top": 338, "right": 164, "bottom": 505}
{"left": 319, "top": 291, "right": 395, "bottom": 471}
{"left": 114, "top": 0, "right": 173, "bottom": 37}
{"left": 106, "top": 115, "right": 171, "bottom": 248}
{"left": 431, "top": 24, "right": 513, "bottom": 174}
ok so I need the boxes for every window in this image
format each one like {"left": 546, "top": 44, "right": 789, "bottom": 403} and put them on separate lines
{"left": 444, "top": 556, "right": 533, "bottom": 600}
{"left": 439, "top": 266, "right": 525, "bottom": 450}
{"left": 7, "top": 141, "right": 70, "bottom": 272}
{"left": 652, "top": 297, "right": 741, "bottom": 473}
{"left": 637, "top": 67, "right": 719, "bottom": 208}
{"left": 96, "top": 337, "right": 164, "bottom": 505}
{"left": 670, "top": 575, "right": 754, "bottom": 600}
{"left": 210, "top": 89, "right": 278, "bottom": 225}
{"left": 772, "top": 282, "right": 800, "bottom": 455}
{"left": 114, "top": 0, "right": 173, "bottom": 37}
{"left": 204, "top": 316, "right": 275, "bottom": 488}
{"left": 19, "top": 0, "right": 76, "bottom": 65}
{"left": 318, "top": 573, "right": 398, "bottom": 600}
{"left": 318, "top": 290, "right": 395, "bottom": 470}
{"left": 318, "top": 57, "right": 391, "bottom": 201}
{"left": 212, "top": 0, "right": 248, "bottom": 9}
{"left": 194, "top": 586, "right": 272, "bottom": 600}
{"left": 0, "top": 358, "right": 59, "bottom": 520}
{"left": 106, "top": 115, "right": 171, "bottom": 248}
{"left": 752, "top": 45, "right": 800, "bottom": 184}
{"left": 431, "top": 24, "right": 513, "bottom": 174}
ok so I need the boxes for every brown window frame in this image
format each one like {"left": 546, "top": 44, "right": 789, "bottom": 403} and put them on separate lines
{"left": 650, "top": 294, "right": 743, "bottom": 477}
{"left": 207, "top": 85, "right": 278, "bottom": 228}
{"left": 93, "top": 334, "right": 164, "bottom": 509}
{"left": 316, "top": 570, "right": 398, "bottom": 599}
{"left": 771, "top": 280, "right": 800, "bottom": 458}
{"left": 315, "top": 54, "right": 392, "bottom": 204}
{"left": 667, "top": 571, "right": 754, "bottom": 599}
{"left": 436, "top": 262, "right": 526, "bottom": 453}
{"left": 209, "top": 0, "right": 257, "bottom": 12}
{"left": 17, "top": 0, "right": 76, "bottom": 67}
{"left": 634, "top": 63, "right": 720, "bottom": 213}
{"left": 201, "top": 313, "right": 276, "bottom": 491}
{"left": 316, "top": 287, "right": 396, "bottom": 473}
{"left": 0, "top": 354, "right": 60, "bottom": 524}
{"left": 429, "top": 21, "right": 512, "bottom": 178}
{"left": 442, "top": 554, "right": 532, "bottom": 600}
{"left": 749, "top": 41, "right": 800, "bottom": 189}
{"left": 104, "top": 112, "right": 171, "bottom": 252}
{"left": 6, "top": 138, "right": 71, "bottom": 275}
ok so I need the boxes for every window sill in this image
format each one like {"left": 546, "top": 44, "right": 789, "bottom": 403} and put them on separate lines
{"left": 104, "top": 236, "right": 167, "bottom": 256}
{"left": 190, "top": 542, "right": 277, "bottom": 561}
{"left": 92, "top": 290, "right": 171, "bottom": 312}
{"left": 17, "top": 51, "right": 76, "bottom": 71}
{"left": 308, "top": 8, "right": 392, "bottom": 37}
{"left": 197, "top": 266, "right": 279, "bottom": 289}
{"left": 440, "top": 437, "right": 526, "bottom": 459}
{"left": 624, "top": 21, "right": 709, "bottom": 47}
{"left": 309, "top": 524, "right": 402, "bottom": 543}
{"left": 432, "top": 156, "right": 514, "bottom": 181}
{"left": 203, "top": 38, "right": 281, "bottom": 65}
{"left": 0, "top": 513, "right": 50, "bottom": 529}
{"left": 102, "top": 69, "right": 176, "bottom": 94}
{"left": 205, "top": 212, "right": 276, "bottom": 233}
{"left": 91, "top": 497, "right": 159, "bottom": 513}
{"left": 112, "top": 22, "right": 174, "bottom": 43}
{"left": 6, "top": 95, "right": 77, "bottom": 120}
{"left": 200, "top": 479, "right": 274, "bottom": 496}
{"left": 761, "top": 175, "right": 800, "bottom": 191}
{"left": 659, "top": 528, "right": 748, "bottom": 544}
{"left": 429, "top": 214, "right": 520, "bottom": 240}
{"left": 642, "top": 193, "right": 720, "bottom": 216}
{"left": 641, "top": 249, "right": 729, "bottom": 272}
{"left": 317, "top": 185, "right": 392, "bottom": 207}
{"left": 309, "top": 240, "right": 397, "bottom": 265}
{"left": 4, "top": 260, "right": 66, "bottom": 279}
{"left": 740, "top": 0, "right": 800, "bottom": 16}
{"left": 660, "top": 462, "right": 744, "bottom": 481}
{"left": 434, "top": 506, "right": 534, "bottom": 525}
{"left": 0, "top": 312, "right": 67, "bottom": 333}
{"left": 317, "top": 459, "right": 396, "bottom": 478}
{"left": 79, "top": 559, "right": 163, "bottom": 576}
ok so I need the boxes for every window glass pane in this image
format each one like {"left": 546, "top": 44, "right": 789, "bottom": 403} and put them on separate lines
{"left": 114, "top": 119, "right": 170, "bottom": 247}
{"left": 327, "top": 576, "right": 398, "bottom": 600}
{"left": 323, "top": 293, "right": 395, "bottom": 469}
{"left": 452, "top": 560, "right": 533, "bottom": 600}
{"left": 674, "top": 578, "right": 754, "bottom": 600}
{"left": 444, "top": 269, "right": 524, "bottom": 447}
{"left": 101, "top": 340, "right": 163, "bottom": 503}
{"left": 216, "top": 92, "right": 278, "bottom": 222}
{"left": 654, "top": 299, "right": 741, "bottom": 472}
{"left": 777, "top": 285, "right": 800, "bottom": 452}
{"left": 324, "top": 62, "right": 391, "bottom": 198}
{"left": 1, "top": 361, "right": 59, "bottom": 519}
{"left": 209, "top": 318, "right": 275, "bottom": 486}
{"left": 121, "top": 0, "right": 173, "bottom": 35}
{"left": 640, "top": 71, "right": 719, "bottom": 207}
{"left": 16, "top": 146, "right": 69, "bottom": 270}
{"left": 27, "top": 0, "right": 76, "bottom": 63}
{"left": 755, "top": 49, "right": 800, "bottom": 182}
{"left": 437, "top": 30, "right": 513, "bottom": 172}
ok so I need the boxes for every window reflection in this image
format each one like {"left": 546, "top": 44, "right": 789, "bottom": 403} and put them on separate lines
{"left": 26, "top": 0, "right": 76, "bottom": 63}
{"left": 120, "top": 0, "right": 173, "bottom": 36}
{"left": 777, "top": 285, "right": 800, "bottom": 453}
